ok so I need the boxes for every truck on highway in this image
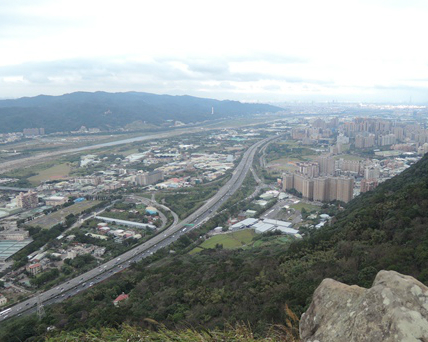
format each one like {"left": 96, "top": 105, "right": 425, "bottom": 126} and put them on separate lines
{"left": 0, "top": 308, "right": 11, "bottom": 316}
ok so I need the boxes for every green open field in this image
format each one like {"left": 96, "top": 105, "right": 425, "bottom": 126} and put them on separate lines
{"left": 290, "top": 202, "right": 321, "bottom": 213}
{"left": 116, "top": 148, "right": 139, "bottom": 156}
{"left": 190, "top": 229, "right": 295, "bottom": 254}
{"left": 190, "top": 229, "right": 256, "bottom": 254}
{"left": 267, "top": 157, "right": 300, "bottom": 172}
{"left": 28, "top": 163, "right": 72, "bottom": 185}
{"left": 266, "top": 154, "right": 317, "bottom": 171}
{"left": 28, "top": 200, "right": 101, "bottom": 229}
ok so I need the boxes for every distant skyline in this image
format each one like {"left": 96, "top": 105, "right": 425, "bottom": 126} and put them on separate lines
{"left": 1, "top": 0, "right": 428, "bottom": 103}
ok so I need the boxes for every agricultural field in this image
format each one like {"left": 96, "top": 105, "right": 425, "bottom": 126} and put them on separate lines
{"left": 27, "top": 163, "right": 72, "bottom": 185}
{"left": 27, "top": 200, "right": 101, "bottom": 229}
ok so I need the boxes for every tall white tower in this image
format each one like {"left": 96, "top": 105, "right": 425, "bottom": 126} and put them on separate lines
{"left": 211, "top": 107, "right": 214, "bottom": 115}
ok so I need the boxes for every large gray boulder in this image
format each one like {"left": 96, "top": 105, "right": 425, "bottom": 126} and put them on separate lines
{"left": 300, "top": 270, "right": 428, "bottom": 342}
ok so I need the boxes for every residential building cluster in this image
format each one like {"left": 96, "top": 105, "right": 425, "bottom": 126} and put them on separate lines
{"left": 283, "top": 172, "right": 354, "bottom": 203}
{"left": 339, "top": 117, "right": 428, "bottom": 149}
{"left": 0, "top": 132, "right": 23, "bottom": 144}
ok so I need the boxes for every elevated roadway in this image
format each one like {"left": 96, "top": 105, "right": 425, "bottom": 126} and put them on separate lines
{"left": 0, "top": 134, "right": 280, "bottom": 322}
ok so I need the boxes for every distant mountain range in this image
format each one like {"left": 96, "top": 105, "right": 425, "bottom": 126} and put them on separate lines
{"left": 0, "top": 91, "right": 282, "bottom": 133}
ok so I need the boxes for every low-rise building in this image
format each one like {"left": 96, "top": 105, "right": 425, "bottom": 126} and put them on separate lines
{"left": 93, "top": 247, "right": 106, "bottom": 257}
{"left": 0, "top": 294, "right": 7, "bottom": 307}
{"left": 145, "top": 206, "right": 158, "bottom": 215}
{"left": 85, "top": 233, "right": 108, "bottom": 240}
{"left": 26, "top": 263, "right": 42, "bottom": 276}
{"left": 0, "top": 229, "right": 29, "bottom": 241}
{"left": 113, "top": 292, "right": 129, "bottom": 306}
{"left": 45, "top": 196, "right": 68, "bottom": 206}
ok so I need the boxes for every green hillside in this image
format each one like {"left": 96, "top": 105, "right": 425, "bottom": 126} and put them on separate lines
{"left": 0, "top": 91, "right": 281, "bottom": 133}
{"left": 2, "top": 154, "right": 428, "bottom": 342}
{"left": 44, "top": 323, "right": 299, "bottom": 342}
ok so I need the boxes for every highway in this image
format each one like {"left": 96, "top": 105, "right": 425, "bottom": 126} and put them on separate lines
{"left": 0, "top": 134, "right": 279, "bottom": 322}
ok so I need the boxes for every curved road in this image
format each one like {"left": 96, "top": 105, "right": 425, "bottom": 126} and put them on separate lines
{"left": 128, "top": 195, "right": 180, "bottom": 228}
{"left": 0, "top": 135, "right": 279, "bottom": 322}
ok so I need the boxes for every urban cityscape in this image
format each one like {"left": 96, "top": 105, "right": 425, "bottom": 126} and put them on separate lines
{"left": 0, "top": 103, "right": 427, "bottom": 325}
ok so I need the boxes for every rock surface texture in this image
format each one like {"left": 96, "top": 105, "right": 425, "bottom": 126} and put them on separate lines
{"left": 300, "top": 270, "right": 428, "bottom": 342}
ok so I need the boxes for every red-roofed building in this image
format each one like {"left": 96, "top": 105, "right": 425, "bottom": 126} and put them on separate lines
{"left": 113, "top": 292, "right": 129, "bottom": 306}
{"left": 26, "top": 263, "right": 42, "bottom": 276}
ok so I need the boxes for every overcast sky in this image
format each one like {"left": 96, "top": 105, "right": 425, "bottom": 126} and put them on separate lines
{"left": 1, "top": 0, "right": 427, "bottom": 103}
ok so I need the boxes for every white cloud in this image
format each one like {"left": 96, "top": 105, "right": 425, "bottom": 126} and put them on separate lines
{"left": 0, "top": 0, "right": 427, "bottom": 102}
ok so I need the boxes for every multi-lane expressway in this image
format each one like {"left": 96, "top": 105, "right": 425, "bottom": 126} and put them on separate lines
{"left": 0, "top": 135, "right": 279, "bottom": 322}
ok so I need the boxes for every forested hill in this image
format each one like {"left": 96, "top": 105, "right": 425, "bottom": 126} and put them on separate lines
{"left": 0, "top": 91, "right": 281, "bottom": 133}
{"left": 2, "top": 154, "right": 428, "bottom": 342}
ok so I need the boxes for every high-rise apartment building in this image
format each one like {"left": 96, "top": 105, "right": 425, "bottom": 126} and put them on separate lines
{"left": 355, "top": 133, "right": 376, "bottom": 149}
{"left": 364, "top": 166, "right": 380, "bottom": 180}
{"left": 16, "top": 190, "right": 38, "bottom": 209}
{"left": 393, "top": 127, "right": 404, "bottom": 141}
{"left": 360, "top": 179, "right": 378, "bottom": 193}
{"left": 316, "top": 156, "right": 336, "bottom": 175}
{"left": 336, "top": 177, "right": 354, "bottom": 203}
{"left": 379, "top": 134, "right": 396, "bottom": 146}
{"left": 135, "top": 170, "right": 164, "bottom": 186}
{"left": 337, "top": 159, "right": 361, "bottom": 174}
{"left": 283, "top": 173, "right": 353, "bottom": 203}
{"left": 313, "top": 178, "right": 328, "bottom": 202}
{"left": 298, "top": 162, "right": 320, "bottom": 178}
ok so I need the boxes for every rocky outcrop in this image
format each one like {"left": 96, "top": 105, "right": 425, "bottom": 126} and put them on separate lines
{"left": 300, "top": 270, "right": 428, "bottom": 342}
